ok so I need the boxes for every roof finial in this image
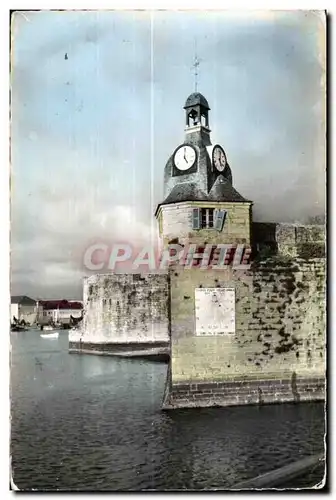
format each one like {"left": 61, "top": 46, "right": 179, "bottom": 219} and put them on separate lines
{"left": 192, "top": 39, "right": 201, "bottom": 92}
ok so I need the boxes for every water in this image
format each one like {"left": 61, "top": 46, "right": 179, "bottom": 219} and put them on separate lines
{"left": 11, "top": 330, "right": 325, "bottom": 491}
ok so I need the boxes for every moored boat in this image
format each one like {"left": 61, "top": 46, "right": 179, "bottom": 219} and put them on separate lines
{"left": 40, "top": 332, "right": 59, "bottom": 339}
{"left": 42, "top": 325, "right": 54, "bottom": 331}
{"left": 11, "top": 325, "right": 27, "bottom": 332}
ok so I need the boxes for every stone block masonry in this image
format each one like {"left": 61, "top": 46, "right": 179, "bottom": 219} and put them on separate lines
{"left": 69, "top": 273, "right": 170, "bottom": 359}
{"left": 253, "top": 222, "right": 325, "bottom": 259}
{"left": 159, "top": 201, "right": 252, "bottom": 247}
{"left": 163, "top": 376, "right": 325, "bottom": 409}
{"left": 163, "top": 256, "right": 326, "bottom": 409}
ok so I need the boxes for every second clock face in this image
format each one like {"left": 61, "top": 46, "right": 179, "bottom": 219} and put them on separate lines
{"left": 174, "top": 145, "right": 196, "bottom": 171}
{"left": 213, "top": 146, "right": 226, "bottom": 172}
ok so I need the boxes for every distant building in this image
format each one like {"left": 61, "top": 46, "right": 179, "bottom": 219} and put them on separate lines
{"left": 11, "top": 296, "right": 37, "bottom": 324}
{"left": 37, "top": 300, "right": 83, "bottom": 327}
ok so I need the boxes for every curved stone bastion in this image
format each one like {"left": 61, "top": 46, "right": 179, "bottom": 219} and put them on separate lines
{"left": 69, "top": 273, "right": 170, "bottom": 361}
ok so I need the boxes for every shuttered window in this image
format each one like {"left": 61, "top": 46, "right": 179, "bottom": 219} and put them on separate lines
{"left": 214, "top": 210, "right": 227, "bottom": 231}
{"left": 192, "top": 207, "right": 227, "bottom": 231}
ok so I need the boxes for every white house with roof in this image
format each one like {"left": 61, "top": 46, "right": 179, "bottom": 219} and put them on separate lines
{"left": 37, "top": 300, "right": 83, "bottom": 327}
{"left": 10, "top": 296, "right": 37, "bottom": 324}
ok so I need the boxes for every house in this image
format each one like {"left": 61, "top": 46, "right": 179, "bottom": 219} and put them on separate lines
{"left": 10, "top": 296, "right": 37, "bottom": 324}
{"left": 37, "top": 300, "right": 83, "bottom": 327}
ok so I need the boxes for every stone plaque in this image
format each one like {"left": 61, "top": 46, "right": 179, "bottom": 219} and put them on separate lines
{"left": 195, "top": 287, "right": 235, "bottom": 335}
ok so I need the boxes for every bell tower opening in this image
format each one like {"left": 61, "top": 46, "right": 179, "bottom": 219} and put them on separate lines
{"left": 184, "top": 92, "right": 210, "bottom": 131}
{"left": 187, "top": 109, "right": 198, "bottom": 127}
{"left": 183, "top": 92, "right": 211, "bottom": 146}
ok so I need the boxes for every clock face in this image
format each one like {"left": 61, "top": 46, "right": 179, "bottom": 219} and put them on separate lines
{"left": 213, "top": 146, "right": 226, "bottom": 172}
{"left": 174, "top": 145, "right": 196, "bottom": 171}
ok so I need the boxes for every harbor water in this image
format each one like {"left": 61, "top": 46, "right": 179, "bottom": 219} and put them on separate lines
{"left": 11, "top": 329, "right": 325, "bottom": 491}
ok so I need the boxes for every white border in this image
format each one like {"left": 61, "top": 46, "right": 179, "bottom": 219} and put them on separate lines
{"left": 3, "top": 2, "right": 331, "bottom": 498}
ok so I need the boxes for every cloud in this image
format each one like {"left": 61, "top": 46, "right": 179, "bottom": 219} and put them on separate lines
{"left": 10, "top": 10, "right": 326, "bottom": 298}
{"left": 11, "top": 140, "right": 159, "bottom": 294}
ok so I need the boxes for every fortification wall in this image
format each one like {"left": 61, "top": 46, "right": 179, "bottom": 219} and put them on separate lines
{"left": 253, "top": 222, "right": 325, "bottom": 259}
{"left": 164, "top": 256, "right": 325, "bottom": 409}
{"left": 69, "top": 273, "right": 170, "bottom": 358}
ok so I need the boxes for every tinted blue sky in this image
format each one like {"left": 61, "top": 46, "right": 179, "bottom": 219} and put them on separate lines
{"left": 11, "top": 10, "right": 325, "bottom": 298}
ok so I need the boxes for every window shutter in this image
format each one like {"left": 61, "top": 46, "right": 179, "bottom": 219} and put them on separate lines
{"left": 192, "top": 208, "right": 201, "bottom": 230}
{"left": 215, "top": 210, "right": 227, "bottom": 231}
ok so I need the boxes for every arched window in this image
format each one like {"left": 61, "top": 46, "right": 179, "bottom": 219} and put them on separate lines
{"left": 188, "top": 110, "right": 198, "bottom": 127}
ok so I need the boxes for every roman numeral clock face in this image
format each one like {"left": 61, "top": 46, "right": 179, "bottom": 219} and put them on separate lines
{"left": 174, "top": 145, "right": 196, "bottom": 171}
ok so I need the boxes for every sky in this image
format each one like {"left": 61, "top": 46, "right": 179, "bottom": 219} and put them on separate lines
{"left": 10, "top": 10, "right": 326, "bottom": 299}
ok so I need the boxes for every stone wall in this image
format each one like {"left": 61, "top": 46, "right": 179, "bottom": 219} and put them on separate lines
{"left": 276, "top": 224, "right": 325, "bottom": 258}
{"left": 252, "top": 222, "right": 325, "bottom": 259}
{"left": 163, "top": 256, "right": 326, "bottom": 409}
{"left": 69, "top": 273, "right": 170, "bottom": 358}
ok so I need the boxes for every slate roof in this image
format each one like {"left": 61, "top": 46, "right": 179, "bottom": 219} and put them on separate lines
{"left": 160, "top": 177, "right": 250, "bottom": 207}
{"left": 11, "top": 295, "right": 36, "bottom": 305}
{"left": 39, "top": 300, "right": 83, "bottom": 310}
{"left": 162, "top": 183, "right": 208, "bottom": 205}
{"left": 208, "top": 176, "right": 250, "bottom": 202}
{"left": 184, "top": 92, "right": 210, "bottom": 110}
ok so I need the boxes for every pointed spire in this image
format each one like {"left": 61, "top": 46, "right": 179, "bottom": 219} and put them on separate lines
{"left": 192, "top": 39, "right": 201, "bottom": 92}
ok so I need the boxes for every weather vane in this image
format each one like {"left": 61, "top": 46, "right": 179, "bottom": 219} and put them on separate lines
{"left": 192, "top": 39, "right": 201, "bottom": 92}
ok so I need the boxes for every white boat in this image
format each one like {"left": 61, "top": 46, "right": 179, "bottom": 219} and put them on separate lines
{"left": 40, "top": 332, "right": 59, "bottom": 339}
{"left": 42, "top": 325, "right": 54, "bottom": 331}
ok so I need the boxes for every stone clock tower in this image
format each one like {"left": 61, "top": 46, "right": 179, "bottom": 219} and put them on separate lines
{"left": 155, "top": 92, "right": 253, "bottom": 248}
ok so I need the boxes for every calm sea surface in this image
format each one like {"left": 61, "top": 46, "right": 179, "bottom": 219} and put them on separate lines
{"left": 11, "top": 329, "right": 325, "bottom": 491}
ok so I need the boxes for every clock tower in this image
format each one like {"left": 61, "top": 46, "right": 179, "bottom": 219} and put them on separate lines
{"left": 155, "top": 92, "right": 253, "bottom": 248}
